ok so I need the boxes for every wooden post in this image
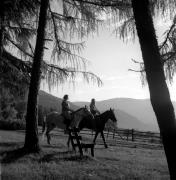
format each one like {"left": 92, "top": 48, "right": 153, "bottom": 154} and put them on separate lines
{"left": 113, "top": 129, "right": 115, "bottom": 139}
{"left": 106, "top": 129, "right": 109, "bottom": 138}
{"left": 127, "top": 129, "right": 129, "bottom": 141}
{"left": 132, "top": 129, "right": 134, "bottom": 142}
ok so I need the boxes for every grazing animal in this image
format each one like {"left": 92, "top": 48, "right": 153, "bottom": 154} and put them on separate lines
{"left": 78, "top": 108, "right": 117, "bottom": 148}
{"left": 42, "top": 107, "right": 92, "bottom": 144}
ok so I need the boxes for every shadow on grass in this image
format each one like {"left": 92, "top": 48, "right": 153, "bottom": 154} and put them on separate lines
{"left": 63, "top": 155, "right": 93, "bottom": 161}
{"left": 42, "top": 144, "right": 65, "bottom": 149}
{"left": 0, "top": 142, "right": 22, "bottom": 148}
{"left": 39, "top": 150, "right": 94, "bottom": 163}
{"left": 0, "top": 147, "right": 29, "bottom": 164}
{"left": 39, "top": 150, "right": 71, "bottom": 163}
{"left": 1, "top": 143, "right": 94, "bottom": 164}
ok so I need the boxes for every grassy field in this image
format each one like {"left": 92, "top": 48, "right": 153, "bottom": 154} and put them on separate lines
{"left": 0, "top": 129, "right": 169, "bottom": 180}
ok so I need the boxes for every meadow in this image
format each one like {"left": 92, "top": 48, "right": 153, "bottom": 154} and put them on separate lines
{"left": 0, "top": 129, "right": 169, "bottom": 180}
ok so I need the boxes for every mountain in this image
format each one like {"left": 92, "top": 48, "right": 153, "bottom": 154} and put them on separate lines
{"left": 113, "top": 109, "right": 153, "bottom": 131}
{"left": 73, "top": 98, "right": 160, "bottom": 132}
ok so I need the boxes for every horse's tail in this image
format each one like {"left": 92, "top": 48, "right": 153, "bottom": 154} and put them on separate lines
{"left": 41, "top": 115, "right": 46, "bottom": 141}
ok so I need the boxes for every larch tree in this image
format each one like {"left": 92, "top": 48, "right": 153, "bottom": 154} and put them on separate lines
{"left": 23, "top": 0, "right": 106, "bottom": 152}
{"left": 82, "top": 0, "right": 176, "bottom": 178}
{"left": 131, "top": 0, "right": 176, "bottom": 178}
{"left": 23, "top": 0, "right": 50, "bottom": 152}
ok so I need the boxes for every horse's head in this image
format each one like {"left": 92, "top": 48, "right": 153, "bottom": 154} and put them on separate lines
{"left": 109, "top": 108, "right": 117, "bottom": 123}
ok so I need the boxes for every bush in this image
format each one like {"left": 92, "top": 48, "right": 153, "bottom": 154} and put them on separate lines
{"left": 0, "top": 118, "right": 26, "bottom": 130}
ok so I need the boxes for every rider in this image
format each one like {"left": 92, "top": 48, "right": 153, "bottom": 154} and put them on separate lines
{"left": 62, "top": 94, "right": 74, "bottom": 126}
{"left": 89, "top": 98, "right": 100, "bottom": 118}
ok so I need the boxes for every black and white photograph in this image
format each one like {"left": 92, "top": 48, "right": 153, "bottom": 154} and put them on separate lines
{"left": 0, "top": 0, "right": 176, "bottom": 179}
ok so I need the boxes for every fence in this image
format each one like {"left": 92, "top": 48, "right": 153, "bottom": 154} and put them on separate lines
{"left": 44, "top": 127, "right": 163, "bottom": 149}
{"left": 78, "top": 128, "right": 162, "bottom": 149}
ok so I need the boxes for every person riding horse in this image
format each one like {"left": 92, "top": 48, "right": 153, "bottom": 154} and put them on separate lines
{"left": 90, "top": 98, "right": 100, "bottom": 118}
{"left": 62, "top": 94, "right": 74, "bottom": 128}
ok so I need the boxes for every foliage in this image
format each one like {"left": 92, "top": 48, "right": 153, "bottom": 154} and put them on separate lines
{"left": 0, "top": 88, "right": 17, "bottom": 120}
{"left": 0, "top": 118, "right": 25, "bottom": 130}
{"left": 113, "top": 0, "right": 176, "bottom": 85}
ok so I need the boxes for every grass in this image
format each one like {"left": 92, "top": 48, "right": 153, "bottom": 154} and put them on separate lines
{"left": 0, "top": 129, "right": 169, "bottom": 180}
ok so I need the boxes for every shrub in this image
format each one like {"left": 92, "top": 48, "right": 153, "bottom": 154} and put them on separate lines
{"left": 0, "top": 118, "right": 26, "bottom": 130}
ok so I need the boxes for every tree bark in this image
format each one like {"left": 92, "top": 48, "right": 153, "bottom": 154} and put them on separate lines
{"left": 24, "top": 0, "right": 49, "bottom": 152}
{"left": 132, "top": 0, "right": 176, "bottom": 178}
{"left": 0, "top": 0, "right": 4, "bottom": 57}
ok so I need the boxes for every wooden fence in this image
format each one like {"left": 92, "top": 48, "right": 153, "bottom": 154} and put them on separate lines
{"left": 44, "top": 127, "right": 163, "bottom": 149}
{"left": 78, "top": 128, "right": 162, "bottom": 148}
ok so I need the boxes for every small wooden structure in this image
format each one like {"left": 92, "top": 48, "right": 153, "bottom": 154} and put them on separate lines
{"left": 68, "top": 127, "right": 94, "bottom": 157}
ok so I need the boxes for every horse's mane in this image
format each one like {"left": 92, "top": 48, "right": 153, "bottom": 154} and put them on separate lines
{"left": 98, "top": 110, "right": 109, "bottom": 116}
{"left": 71, "top": 107, "right": 84, "bottom": 114}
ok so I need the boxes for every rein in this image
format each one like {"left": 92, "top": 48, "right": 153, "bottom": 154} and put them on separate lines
{"left": 71, "top": 107, "right": 87, "bottom": 117}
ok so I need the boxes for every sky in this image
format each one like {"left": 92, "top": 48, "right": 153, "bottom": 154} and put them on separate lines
{"left": 41, "top": 16, "right": 176, "bottom": 102}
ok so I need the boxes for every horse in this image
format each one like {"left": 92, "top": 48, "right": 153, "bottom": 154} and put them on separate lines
{"left": 41, "top": 107, "right": 92, "bottom": 145}
{"left": 78, "top": 108, "right": 117, "bottom": 148}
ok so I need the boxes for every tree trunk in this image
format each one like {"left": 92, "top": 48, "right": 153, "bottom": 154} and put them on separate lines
{"left": 24, "top": 0, "right": 49, "bottom": 152}
{"left": 0, "top": 0, "right": 4, "bottom": 57}
{"left": 132, "top": 0, "right": 176, "bottom": 178}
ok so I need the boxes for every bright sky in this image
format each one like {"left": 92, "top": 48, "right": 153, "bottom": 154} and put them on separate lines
{"left": 41, "top": 17, "right": 176, "bottom": 102}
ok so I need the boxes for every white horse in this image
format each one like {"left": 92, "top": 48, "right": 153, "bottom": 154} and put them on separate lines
{"left": 41, "top": 107, "right": 92, "bottom": 144}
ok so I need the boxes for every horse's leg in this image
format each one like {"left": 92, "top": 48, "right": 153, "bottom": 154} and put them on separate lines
{"left": 41, "top": 117, "right": 46, "bottom": 141}
{"left": 100, "top": 131, "right": 108, "bottom": 148}
{"left": 67, "top": 136, "right": 70, "bottom": 148}
{"left": 93, "top": 131, "right": 99, "bottom": 145}
{"left": 46, "top": 125, "right": 55, "bottom": 145}
{"left": 41, "top": 128, "right": 46, "bottom": 141}
{"left": 46, "top": 129, "right": 51, "bottom": 145}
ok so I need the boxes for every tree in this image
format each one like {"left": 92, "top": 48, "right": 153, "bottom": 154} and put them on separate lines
{"left": 24, "top": 0, "right": 49, "bottom": 152}
{"left": 23, "top": 0, "right": 108, "bottom": 152}
{"left": 131, "top": 0, "right": 176, "bottom": 178}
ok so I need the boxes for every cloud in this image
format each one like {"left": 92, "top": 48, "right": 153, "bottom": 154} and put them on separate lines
{"left": 101, "top": 73, "right": 139, "bottom": 82}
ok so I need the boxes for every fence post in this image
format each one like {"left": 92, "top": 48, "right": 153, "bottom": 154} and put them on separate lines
{"left": 132, "top": 129, "right": 134, "bottom": 142}
{"left": 113, "top": 129, "right": 115, "bottom": 139}
{"left": 127, "top": 129, "right": 129, "bottom": 141}
{"left": 160, "top": 133, "right": 162, "bottom": 143}
{"left": 106, "top": 129, "right": 109, "bottom": 138}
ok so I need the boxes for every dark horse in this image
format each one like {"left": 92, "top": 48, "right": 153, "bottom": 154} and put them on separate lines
{"left": 78, "top": 108, "right": 117, "bottom": 148}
